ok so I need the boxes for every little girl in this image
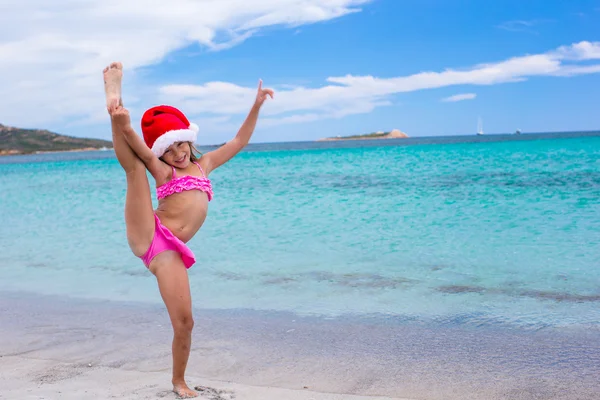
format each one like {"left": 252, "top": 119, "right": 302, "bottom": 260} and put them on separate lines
{"left": 103, "top": 62, "right": 273, "bottom": 398}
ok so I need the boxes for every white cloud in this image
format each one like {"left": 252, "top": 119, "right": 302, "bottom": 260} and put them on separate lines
{"left": 496, "top": 19, "right": 552, "bottom": 34}
{"left": 0, "top": 0, "right": 371, "bottom": 127}
{"left": 261, "top": 113, "right": 323, "bottom": 127}
{"left": 497, "top": 20, "right": 538, "bottom": 33}
{"left": 552, "top": 41, "right": 600, "bottom": 60}
{"left": 442, "top": 93, "right": 477, "bottom": 102}
{"left": 161, "top": 41, "right": 600, "bottom": 127}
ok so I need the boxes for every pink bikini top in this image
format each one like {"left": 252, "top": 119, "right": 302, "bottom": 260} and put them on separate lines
{"left": 157, "top": 161, "right": 213, "bottom": 201}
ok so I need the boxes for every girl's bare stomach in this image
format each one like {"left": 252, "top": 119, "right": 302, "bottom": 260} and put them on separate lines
{"left": 155, "top": 191, "right": 209, "bottom": 243}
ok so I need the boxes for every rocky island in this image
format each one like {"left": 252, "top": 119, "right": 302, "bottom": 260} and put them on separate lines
{"left": 318, "top": 129, "right": 409, "bottom": 141}
{"left": 0, "top": 124, "right": 113, "bottom": 155}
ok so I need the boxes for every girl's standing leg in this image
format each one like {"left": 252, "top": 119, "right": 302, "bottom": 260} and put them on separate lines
{"left": 150, "top": 253, "right": 198, "bottom": 398}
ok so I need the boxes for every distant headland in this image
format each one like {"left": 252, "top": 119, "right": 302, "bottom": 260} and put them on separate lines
{"left": 0, "top": 124, "right": 113, "bottom": 155}
{"left": 317, "top": 129, "right": 409, "bottom": 141}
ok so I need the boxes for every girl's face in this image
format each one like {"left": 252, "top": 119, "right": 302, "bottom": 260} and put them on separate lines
{"left": 161, "top": 141, "right": 191, "bottom": 168}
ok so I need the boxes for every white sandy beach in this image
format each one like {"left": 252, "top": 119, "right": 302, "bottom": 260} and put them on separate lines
{"left": 0, "top": 292, "right": 417, "bottom": 400}
{"left": 1, "top": 291, "right": 599, "bottom": 400}
{"left": 0, "top": 356, "right": 406, "bottom": 400}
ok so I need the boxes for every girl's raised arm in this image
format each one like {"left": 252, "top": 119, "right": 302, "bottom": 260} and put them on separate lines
{"left": 203, "top": 80, "right": 274, "bottom": 175}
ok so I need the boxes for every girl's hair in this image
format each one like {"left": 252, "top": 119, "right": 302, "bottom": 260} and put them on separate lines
{"left": 189, "top": 142, "right": 202, "bottom": 161}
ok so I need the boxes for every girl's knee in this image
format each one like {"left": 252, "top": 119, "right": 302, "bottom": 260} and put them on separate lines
{"left": 173, "top": 314, "right": 194, "bottom": 334}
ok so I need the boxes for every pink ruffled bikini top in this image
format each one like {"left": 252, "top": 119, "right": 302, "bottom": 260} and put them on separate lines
{"left": 157, "top": 161, "right": 213, "bottom": 201}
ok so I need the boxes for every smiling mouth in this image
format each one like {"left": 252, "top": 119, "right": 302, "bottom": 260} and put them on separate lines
{"left": 176, "top": 156, "right": 186, "bottom": 163}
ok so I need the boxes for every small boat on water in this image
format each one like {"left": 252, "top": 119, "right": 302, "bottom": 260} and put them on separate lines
{"left": 477, "top": 117, "right": 484, "bottom": 135}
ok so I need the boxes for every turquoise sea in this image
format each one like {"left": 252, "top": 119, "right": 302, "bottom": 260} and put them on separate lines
{"left": 1, "top": 132, "right": 600, "bottom": 330}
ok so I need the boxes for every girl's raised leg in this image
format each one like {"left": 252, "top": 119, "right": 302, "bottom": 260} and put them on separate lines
{"left": 103, "top": 62, "right": 154, "bottom": 256}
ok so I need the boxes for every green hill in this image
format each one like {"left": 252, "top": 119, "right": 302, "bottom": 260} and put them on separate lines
{"left": 317, "top": 129, "right": 409, "bottom": 141}
{"left": 0, "top": 124, "right": 112, "bottom": 155}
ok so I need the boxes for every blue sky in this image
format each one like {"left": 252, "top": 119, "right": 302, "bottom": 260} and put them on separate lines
{"left": 1, "top": 0, "right": 599, "bottom": 144}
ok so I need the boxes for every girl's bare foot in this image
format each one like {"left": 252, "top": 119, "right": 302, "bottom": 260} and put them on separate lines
{"left": 173, "top": 381, "right": 198, "bottom": 398}
{"left": 103, "top": 62, "right": 123, "bottom": 110}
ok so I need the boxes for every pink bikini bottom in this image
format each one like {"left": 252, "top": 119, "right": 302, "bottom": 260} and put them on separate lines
{"left": 140, "top": 214, "right": 196, "bottom": 269}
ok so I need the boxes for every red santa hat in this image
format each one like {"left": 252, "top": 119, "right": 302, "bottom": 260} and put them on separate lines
{"left": 141, "top": 105, "right": 199, "bottom": 157}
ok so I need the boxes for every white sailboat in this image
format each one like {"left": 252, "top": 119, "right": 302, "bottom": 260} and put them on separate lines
{"left": 477, "top": 117, "right": 484, "bottom": 135}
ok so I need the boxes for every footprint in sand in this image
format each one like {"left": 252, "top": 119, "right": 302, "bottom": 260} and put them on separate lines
{"left": 194, "top": 386, "right": 236, "bottom": 400}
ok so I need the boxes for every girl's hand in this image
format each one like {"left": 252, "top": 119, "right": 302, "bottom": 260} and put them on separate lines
{"left": 109, "top": 104, "right": 131, "bottom": 128}
{"left": 255, "top": 79, "right": 274, "bottom": 107}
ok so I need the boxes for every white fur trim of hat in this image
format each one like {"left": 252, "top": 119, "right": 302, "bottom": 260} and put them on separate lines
{"left": 151, "top": 124, "right": 199, "bottom": 157}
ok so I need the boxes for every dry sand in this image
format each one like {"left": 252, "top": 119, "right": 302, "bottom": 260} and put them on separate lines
{"left": 0, "top": 356, "right": 405, "bottom": 400}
